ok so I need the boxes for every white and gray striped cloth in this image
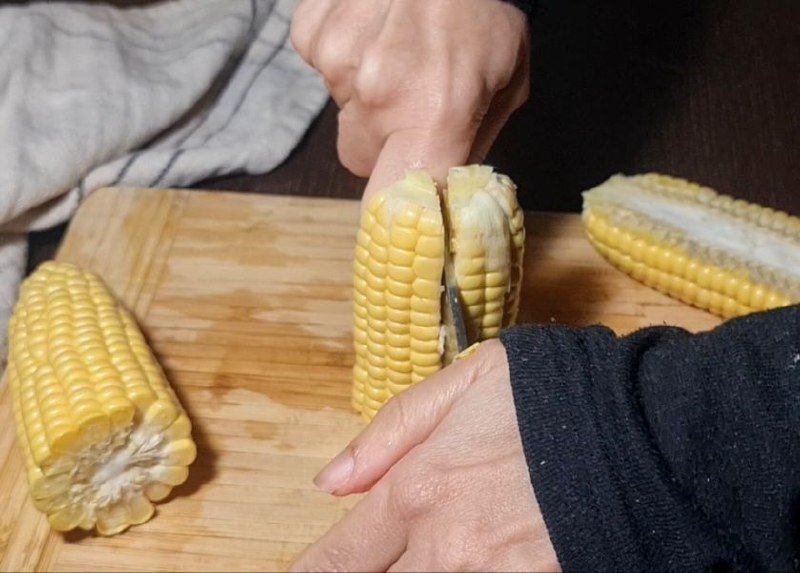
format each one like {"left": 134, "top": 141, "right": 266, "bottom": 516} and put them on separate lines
{"left": 0, "top": 0, "right": 329, "bottom": 365}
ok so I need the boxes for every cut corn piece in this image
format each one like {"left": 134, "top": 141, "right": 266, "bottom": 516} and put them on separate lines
{"left": 7, "top": 262, "right": 196, "bottom": 536}
{"left": 353, "top": 166, "right": 524, "bottom": 421}
{"left": 447, "top": 165, "right": 526, "bottom": 342}
{"left": 582, "top": 173, "right": 799, "bottom": 318}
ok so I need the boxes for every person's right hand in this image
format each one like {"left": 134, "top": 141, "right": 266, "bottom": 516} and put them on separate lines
{"left": 290, "top": 0, "right": 530, "bottom": 204}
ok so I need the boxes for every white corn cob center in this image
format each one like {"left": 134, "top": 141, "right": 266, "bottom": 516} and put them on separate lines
{"left": 582, "top": 173, "right": 799, "bottom": 317}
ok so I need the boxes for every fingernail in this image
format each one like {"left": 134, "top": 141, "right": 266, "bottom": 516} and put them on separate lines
{"left": 313, "top": 449, "right": 354, "bottom": 494}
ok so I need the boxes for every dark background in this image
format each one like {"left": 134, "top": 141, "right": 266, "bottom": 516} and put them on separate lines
{"left": 29, "top": 0, "right": 800, "bottom": 269}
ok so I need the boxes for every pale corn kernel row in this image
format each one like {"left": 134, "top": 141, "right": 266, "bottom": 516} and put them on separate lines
{"left": 504, "top": 200, "right": 526, "bottom": 328}
{"left": 448, "top": 166, "right": 526, "bottom": 340}
{"left": 582, "top": 174, "right": 798, "bottom": 318}
{"left": 638, "top": 173, "right": 800, "bottom": 238}
{"left": 588, "top": 174, "right": 800, "bottom": 299}
{"left": 446, "top": 166, "right": 522, "bottom": 342}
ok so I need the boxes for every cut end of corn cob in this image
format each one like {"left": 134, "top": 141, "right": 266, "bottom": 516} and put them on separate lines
{"left": 7, "top": 262, "right": 196, "bottom": 536}
{"left": 582, "top": 173, "right": 799, "bottom": 318}
{"left": 352, "top": 165, "right": 524, "bottom": 421}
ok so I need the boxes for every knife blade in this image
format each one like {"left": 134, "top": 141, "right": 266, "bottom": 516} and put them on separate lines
{"left": 439, "top": 194, "right": 470, "bottom": 361}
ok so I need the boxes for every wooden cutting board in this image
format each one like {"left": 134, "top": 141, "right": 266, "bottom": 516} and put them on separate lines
{"left": 0, "top": 187, "right": 721, "bottom": 572}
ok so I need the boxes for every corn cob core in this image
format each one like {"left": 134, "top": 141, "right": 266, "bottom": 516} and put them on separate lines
{"left": 7, "top": 262, "right": 196, "bottom": 536}
{"left": 353, "top": 166, "right": 524, "bottom": 421}
{"left": 582, "top": 173, "right": 799, "bottom": 318}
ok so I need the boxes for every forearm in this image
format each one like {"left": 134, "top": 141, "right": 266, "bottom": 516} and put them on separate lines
{"left": 500, "top": 305, "right": 800, "bottom": 571}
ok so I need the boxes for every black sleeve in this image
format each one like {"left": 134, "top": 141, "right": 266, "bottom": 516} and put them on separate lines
{"left": 498, "top": 0, "right": 538, "bottom": 19}
{"left": 499, "top": 305, "right": 800, "bottom": 571}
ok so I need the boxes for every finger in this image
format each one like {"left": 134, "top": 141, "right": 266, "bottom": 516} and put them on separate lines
{"left": 336, "top": 103, "right": 386, "bottom": 178}
{"left": 312, "top": 28, "right": 359, "bottom": 107}
{"left": 468, "top": 93, "right": 521, "bottom": 165}
{"left": 289, "top": 0, "right": 334, "bottom": 63}
{"left": 469, "top": 60, "right": 530, "bottom": 164}
{"left": 361, "top": 123, "right": 477, "bottom": 204}
{"left": 312, "top": 3, "right": 384, "bottom": 107}
{"left": 288, "top": 484, "right": 406, "bottom": 573}
{"left": 325, "top": 77, "right": 354, "bottom": 108}
{"left": 314, "top": 344, "right": 493, "bottom": 496}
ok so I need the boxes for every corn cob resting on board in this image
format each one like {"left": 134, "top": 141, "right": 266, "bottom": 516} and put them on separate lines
{"left": 352, "top": 165, "right": 525, "bottom": 421}
{"left": 582, "top": 173, "right": 799, "bottom": 318}
{"left": 6, "top": 262, "right": 196, "bottom": 536}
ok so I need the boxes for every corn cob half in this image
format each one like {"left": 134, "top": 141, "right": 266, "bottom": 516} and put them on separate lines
{"left": 352, "top": 165, "right": 524, "bottom": 420}
{"left": 447, "top": 166, "right": 526, "bottom": 342}
{"left": 582, "top": 173, "right": 799, "bottom": 318}
{"left": 7, "top": 262, "right": 196, "bottom": 536}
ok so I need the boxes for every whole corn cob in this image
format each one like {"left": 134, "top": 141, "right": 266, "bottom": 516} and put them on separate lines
{"left": 7, "top": 262, "right": 196, "bottom": 536}
{"left": 352, "top": 165, "right": 524, "bottom": 420}
{"left": 582, "top": 173, "right": 799, "bottom": 318}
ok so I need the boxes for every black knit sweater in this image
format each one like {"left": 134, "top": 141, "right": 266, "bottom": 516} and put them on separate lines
{"left": 500, "top": 305, "right": 800, "bottom": 571}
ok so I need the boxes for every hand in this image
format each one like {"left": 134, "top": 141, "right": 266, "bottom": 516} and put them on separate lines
{"left": 291, "top": 0, "right": 530, "bottom": 203}
{"left": 289, "top": 340, "right": 560, "bottom": 572}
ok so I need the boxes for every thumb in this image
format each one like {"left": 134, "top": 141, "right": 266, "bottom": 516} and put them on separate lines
{"left": 313, "top": 346, "right": 491, "bottom": 496}
{"left": 361, "top": 125, "right": 475, "bottom": 206}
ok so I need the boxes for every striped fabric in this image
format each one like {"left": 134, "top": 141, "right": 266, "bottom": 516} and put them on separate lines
{"left": 0, "top": 0, "right": 329, "bottom": 366}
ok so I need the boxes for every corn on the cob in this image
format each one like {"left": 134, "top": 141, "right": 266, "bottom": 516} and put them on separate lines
{"left": 352, "top": 166, "right": 524, "bottom": 420}
{"left": 582, "top": 173, "right": 799, "bottom": 318}
{"left": 7, "top": 262, "right": 196, "bottom": 536}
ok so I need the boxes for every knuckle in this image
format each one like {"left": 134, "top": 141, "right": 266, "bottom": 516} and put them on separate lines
{"left": 377, "top": 392, "right": 412, "bottom": 432}
{"left": 353, "top": 48, "right": 393, "bottom": 108}
{"left": 432, "top": 523, "right": 487, "bottom": 571}
{"left": 389, "top": 461, "right": 447, "bottom": 518}
{"left": 473, "top": 338, "right": 506, "bottom": 377}
{"left": 485, "top": 48, "right": 522, "bottom": 91}
{"left": 314, "top": 34, "right": 354, "bottom": 80}
{"left": 430, "top": 73, "right": 487, "bottom": 130}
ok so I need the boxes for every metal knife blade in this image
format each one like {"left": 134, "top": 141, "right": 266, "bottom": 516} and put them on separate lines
{"left": 440, "top": 194, "right": 470, "bottom": 360}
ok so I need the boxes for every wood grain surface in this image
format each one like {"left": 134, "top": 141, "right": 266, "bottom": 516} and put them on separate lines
{"left": 4, "top": 187, "right": 721, "bottom": 572}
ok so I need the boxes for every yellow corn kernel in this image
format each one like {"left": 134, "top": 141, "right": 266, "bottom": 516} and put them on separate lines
{"left": 352, "top": 172, "right": 444, "bottom": 420}
{"left": 582, "top": 173, "right": 799, "bottom": 318}
{"left": 446, "top": 165, "right": 526, "bottom": 342}
{"left": 7, "top": 262, "right": 196, "bottom": 536}
{"left": 352, "top": 166, "right": 524, "bottom": 421}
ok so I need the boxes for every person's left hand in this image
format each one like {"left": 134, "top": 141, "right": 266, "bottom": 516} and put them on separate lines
{"left": 289, "top": 340, "right": 561, "bottom": 572}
